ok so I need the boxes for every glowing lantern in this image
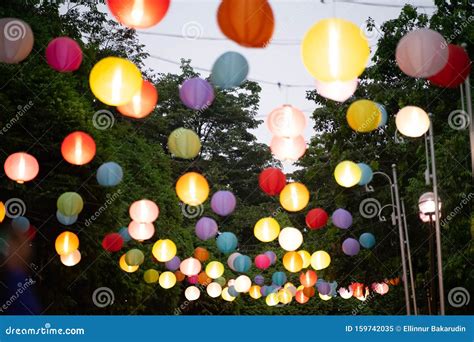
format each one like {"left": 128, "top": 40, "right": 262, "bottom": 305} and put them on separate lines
{"left": 396, "top": 106, "right": 430, "bottom": 138}
{"left": 165, "top": 256, "right": 180, "bottom": 271}
{"left": 227, "top": 253, "right": 241, "bottom": 271}
{"left": 187, "top": 275, "right": 199, "bottom": 285}
{"left": 283, "top": 251, "right": 303, "bottom": 273}
{"left": 272, "top": 272, "right": 287, "bottom": 286}
{"left": 303, "top": 286, "right": 316, "bottom": 298}
{"left": 357, "top": 163, "right": 373, "bottom": 186}
{"left": 45, "top": 37, "right": 82, "bottom": 72}
{"left": 264, "top": 251, "right": 277, "bottom": 264}
{"left": 254, "top": 217, "right": 280, "bottom": 242}
{"left": 396, "top": 28, "right": 448, "bottom": 78}
{"left": 346, "top": 100, "right": 382, "bottom": 133}
{"left": 144, "top": 269, "right": 159, "bottom": 284}
{"left": 159, "top": 271, "right": 176, "bottom": 289}
{"left": 119, "top": 254, "right": 138, "bottom": 273}
{"left": 317, "top": 281, "right": 330, "bottom": 295}
{"left": 270, "top": 135, "right": 306, "bottom": 161}
{"left": 249, "top": 285, "right": 262, "bottom": 299}
{"left": 372, "top": 282, "right": 389, "bottom": 295}
{"left": 319, "top": 293, "right": 332, "bottom": 301}
{"left": 305, "top": 208, "right": 328, "bottom": 230}
{"left": 334, "top": 161, "right": 361, "bottom": 188}
{"left": 117, "top": 80, "right": 157, "bottom": 119}
{"left": 234, "top": 275, "right": 251, "bottom": 293}
{"left": 57, "top": 192, "right": 83, "bottom": 217}
{"left": 176, "top": 172, "right": 209, "bottom": 206}
{"left": 4, "top": 152, "right": 39, "bottom": 183}
{"left": 295, "top": 290, "right": 309, "bottom": 304}
{"left": 96, "top": 162, "right": 123, "bottom": 187}
{"left": 184, "top": 286, "right": 200, "bottom": 301}
{"left": 255, "top": 254, "right": 271, "bottom": 270}
{"left": 128, "top": 221, "right": 155, "bottom": 241}
{"left": 0, "top": 18, "right": 34, "bottom": 64}
{"left": 12, "top": 216, "right": 29, "bottom": 233}
{"left": 211, "top": 51, "right": 249, "bottom": 89}
{"left": 278, "top": 289, "right": 293, "bottom": 304}
{"left": 279, "top": 182, "right": 309, "bottom": 212}
{"left": 265, "top": 293, "right": 279, "bottom": 306}
{"left": 61, "top": 131, "right": 96, "bottom": 165}
{"left": 102, "top": 232, "right": 124, "bottom": 252}
{"left": 125, "top": 249, "right": 144, "bottom": 266}
{"left": 359, "top": 232, "right": 376, "bottom": 249}
{"left": 207, "top": 282, "right": 222, "bottom": 298}
{"left": 168, "top": 128, "right": 201, "bottom": 160}
{"left": 315, "top": 78, "right": 358, "bottom": 102}
{"left": 300, "top": 270, "right": 317, "bottom": 287}
{"left": 55, "top": 231, "right": 79, "bottom": 255}
{"left": 351, "top": 282, "right": 364, "bottom": 298}
{"left": 195, "top": 217, "right": 218, "bottom": 241}
{"left": 211, "top": 191, "right": 236, "bottom": 216}
{"left": 173, "top": 271, "right": 184, "bottom": 282}
{"left": 205, "top": 261, "right": 224, "bottom": 279}
{"left": 179, "top": 77, "right": 215, "bottom": 110}
{"left": 152, "top": 239, "right": 176, "bottom": 262}
{"left": 429, "top": 45, "right": 471, "bottom": 88}
{"left": 129, "top": 199, "right": 159, "bottom": 223}
{"left": 267, "top": 105, "right": 307, "bottom": 138}
{"left": 233, "top": 255, "right": 251, "bottom": 273}
{"left": 311, "top": 251, "right": 331, "bottom": 270}
{"left": 60, "top": 249, "right": 81, "bottom": 267}
{"left": 216, "top": 232, "right": 238, "bottom": 254}
{"left": 258, "top": 167, "right": 286, "bottom": 196}
{"left": 332, "top": 208, "right": 353, "bottom": 229}
{"left": 191, "top": 247, "right": 208, "bottom": 263}
{"left": 180, "top": 257, "right": 201, "bottom": 276}
{"left": 89, "top": 57, "right": 142, "bottom": 106}
{"left": 107, "top": 0, "right": 170, "bottom": 28}
{"left": 338, "top": 287, "right": 353, "bottom": 299}
{"left": 222, "top": 287, "right": 236, "bottom": 302}
{"left": 342, "top": 238, "right": 360, "bottom": 256}
{"left": 278, "top": 227, "right": 303, "bottom": 251}
{"left": 301, "top": 18, "right": 370, "bottom": 81}
{"left": 297, "top": 250, "right": 311, "bottom": 268}
{"left": 0, "top": 202, "right": 5, "bottom": 223}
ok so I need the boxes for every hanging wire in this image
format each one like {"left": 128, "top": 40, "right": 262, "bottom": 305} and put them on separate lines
{"left": 330, "top": 0, "right": 436, "bottom": 8}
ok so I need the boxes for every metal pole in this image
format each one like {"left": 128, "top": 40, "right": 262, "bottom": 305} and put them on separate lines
{"left": 392, "top": 164, "right": 411, "bottom": 315}
{"left": 464, "top": 75, "right": 474, "bottom": 177}
{"left": 428, "top": 215, "right": 437, "bottom": 314}
{"left": 401, "top": 198, "right": 418, "bottom": 315}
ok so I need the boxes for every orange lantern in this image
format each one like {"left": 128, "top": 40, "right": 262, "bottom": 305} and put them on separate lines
{"left": 55, "top": 231, "right": 79, "bottom": 255}
{"left": 295, "top": 290, "right": 309, "bottom": 304}
{"left": 117, "top": 80, "right": 158, "bottom": 119}
{"left": 61, "top": 131, "right": 96, "bottom": 165}
{"left": 4, "top": 152, "right": 39, "bottom": 183}
{"left": 107, "top": 0, "right": 171, "bottom": 29}
{"left": 299, "top": 270, "right": 317, "bottom": 288}
{"left": 303, "top": 286, "right": 315, "bottom": 298}
{"left": 175, "top": 270, "right": 186, "bottom": 282}
{"left": 198, "top": 271, "right": 212, "bottom": 285}
{"left": 194, "top": 247, "right": 209, "bottom": 262}
{"left": 217, "top": 0, "right": 274, "bottom": 48}
{"left": 283, "top": 251, "right": 303, "bottom": 273}
{"left": 351, "top": 282, "right": 364, "bottom": 298}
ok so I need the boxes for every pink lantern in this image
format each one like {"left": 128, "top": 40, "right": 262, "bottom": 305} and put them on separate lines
{"left": 129, "top": 199, "right": 159, "bottom": 223}
{"left": 45, "top": 37, "right": 82, "bottom": 72}
{"left": 4, "top": 152, "right": 39, "bottom": 183}
{"left": 254, "top": 254, "right": 271, "bottom": 270}
{"left": 315, "top": 78, "right": 358, "bottom": 102}
{"left": 180, "top": 257, "right": 201, "bottom": 276}
{"left": 267, "top": 105, "right": 307, "bottom": 138}
{"left": 396, "top": 28, "right": 448, "bottom": 78}
{"left": 270, "top": 135, "right": 306, "bottom": 161}
{"left": 372, "top": 282, "right": 389, "bottom": 295}
{"left": 128, "top": 221, "right": 155, "bottom": 241}
{"left": 338, "top": 286, "right": 353, "bottom": 299}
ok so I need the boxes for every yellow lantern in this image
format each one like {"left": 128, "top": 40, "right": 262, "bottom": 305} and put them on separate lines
{"left": 346, "top": 100, "right": 382, "bottom": 132}
{"left": 254, "top": 217, "right": 280, "bottom": 242}
{"left": 55, "top": 231, "right": 79, "bottom": 256}
{"left": 266, "top": 293, "right": 279, "bottom": 306}
{"left": 205, "top": 261, "right": 224, "bottom": 279}
{"left": 278, "top": 289, "right": 293, "bottom": 304}
{"left": 319, "top": 293, "right": 332, "bottom": 301}
{"left": 283, "top": 251, "right": 303, "bottom": 273}
{"left": 152, "top": 239, "right": 177, "bottom": 262}
{"left": 395, "top": 106, "right": 430, "bottom": 138}
{"left": 334, "top": 161, "right": 362, "bottom": 188}
{"left": 0, "top": 202, "right": 5, "bottom": 223}
{"left": 89, "top": 57, "right": 142, "bottom": 106}
{"left": 206, "top": 282, "right": 222, "bottom": 298}
{"left": 311, "top": 250, "right": 331, "bottom": 270}
{"left": 297, "top": 250, "right": 311, "bottom": 268}
{"left": 168, "top": 128, "right": 201, "bottom": 159}
{"left": 279, "top": 182, "right": 309, "bottom": 212}
{"left": 222, "top": 287, "right": 236, "bottom": 302}
{"left": 119, "top": 254, "right": 139, "bottom": 273}
{"left": 249, "top": 285, "right": 262, "bottom": 299}
{"left": 60, "top": 249, "right": 81, "bottom": 267}
{"left": 278, "top": 227, "right": 303, "bottom": 251}
{"left": 159, "top": 271, "right": 177, "bottom": 289}
{"left": 176, "top": 172, "right": 210, "bottom": 206}
{"left": 301, "top": 18, "right": 370, "bottom": 82}
{"left": 234, "top": 275, "right": 251, "bottom": 293}
{"left": 144, "top": 269, "right": 159, "bottom": 284}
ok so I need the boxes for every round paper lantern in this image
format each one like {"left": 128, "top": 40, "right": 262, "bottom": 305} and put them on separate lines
{"left": 351, "top": 282, "right": 365, "bottom": 298}
{"left": 12, "top": 216, "right": 30, "bottom": 233}
{"left": 227, "top": 252, "right": 241, "bottom": 271}
{"left": 332, "top": 209, "right": 353, "bottom": 229}
{"left": 429, "top": 45, "right": 471, "bottom": 88}
{"left": 4, "top": 152, "right": 39, "bottom": 183}
{"left": 359, "top": 232, "right": 376, "bottom": 249}
{"left": 297, "top": 250, "right": 311, "bottom": 269}
{"left": 338, "top": 287, "right": 353, "bottom": 299}
{"left": 179, "top": 77, "right": 215, "bottom": 110}
{"left": 319, "top": 293, "right": 332, "bottom": 301}
{"left": 107, "top": 0, "right": 170, "bottom": 29}
{"left": 283, "top": 251, "right": 303, "bottom": 273}
{"left": 267, "top": 105, "right": 307, "bottom": 138}
{"left": 234, "top": 275, "right": 251, "bottom": 293}
{"left": 118, "top": 226, "right": 132, "bottom": 242}
{"left": 211, "top": 51, "right": 249, "bottom": 89}
{"left": 194, "top": 247, "right": 209, "bottom": 262}
{"left": 279, "top": 182, "right": 309, "bottom": 212}
{"left": 56, "top": 211, "right": 77, "bottom": 226}
{"left": 207, "top": 282, "right": 222, "bottom": 298}
{"left": 357, "top": 163, "right": 373, "bottom": 186}
{"left": 264, "top": 251, "right": 277, "bottom": 265}
{"left": 184, "top": 286, "right": 200, "bottom": 301}
{"left": 197, "top": 272, "right": 211, "bottom": 286}
{"left": 272, "top": 272, "right": 287, "bottom": 286}
{"left": 0, "top": 202, "right": 5, "bottom": 223}
{"left": 376, "top": 103, "right": 388, "bottom": 128}
{"left": 57, "top": 192, "right": 83, "bottom": 217}
{"left": 254, "top": 275, "right": 265, "bottom": 286}
{"left": 176, "top": 172, "right": 209, "bottom": 206}
{"left": 152, "top": 239, "right": 177, "bottom": 262}
{"left": 128, "top": 221, "right": 155, "bottom": 241}
{"left": 55, "top": 231, "right": 79, "bottom": 255}
{"left": 249, "top": 285, "right": 262, "bottom": 299}
{"left": 317, "top": 281, "right": 331, "bottom": 295}
{"left": 119, "top": 254, "right": 139, "bottom": 273}
{"left": 346, "top": 100, "right": 381, "bottom": 133}
{"left": 216, "top": 232, "right": 238, "bottom": 254}
{"left": 278, "top": 227, "right": 303, "bottom": 251}
{"left": 334, "top": 161, "right": 361, "bottom": 188}
{"left": 144, "top": 269, "right": 159, "bottom": 284}
{"left": 311, "top": 251, "right": 331, "bottom": 270}
{"left": 217, "top": 0, "right": 274, "bottom": 48}
{"left": 96, "top": 162, "right": 123, "bottom": 187}
{"left": 0, "top": 18, "right": 34, "bottom": 64}
{"left": 206, "top": 261, "right": 224, "bottom": 279}
{"left": 285, "top": 283, "right": 297, "bottom": 296}
{"left": 305, "top": 208, "right": 328, "bottom": 230}
{"left": 89, "top": 57, "right": 142, "bottom": 106}
{"left": 222, "top": 287, "right": 236, "bottom": 302}
{"left": 342, "top": 238, "right": 360, "bottom": 256}
{"left": 60, "top": 249, "right": 81, "bottom": 267}
{"left": 228, "top": 286, "right": 239, "bottom": 298}
{"left": 129, "top": 199, "right": 159, "bottom": 223}
{"left": 125, "top": 249, "right": 144, "bottom": 266}
{"left": 168, "top": 128, "right": 201, "bottom": 160}
{"left": 270, "top": 135, "right": 306, "bottom": 162}
{"left": 303, "top": 286, "right": 316, "bottom": 298}
{"left": 233, "top": 255, "right": 251, "bottom": 273}
{"left": 61, "top": 131, "right": 96, "bottom": 165}
{"left": 45, "top": 37, "right": 82, "bottom": 72}
{"left": 211, "top": 190, "right": 236, "bottom": 216}
{"left": 396, "top": 106, "right": 430, "bottom": 138}
{"left": 255, "top": 254, "right": 271, "bottom": 270}
{"left": 175, "top": 271, "right": 186, "bottom": 282}
{"left": 372, "top": 282, "right": 389, "bottom": 295}
{"left": 117, "top": 80, "right": 157, "bottom": 119}
{"left": 396, "top": 28, "right": 448, "bottom": 78}
{"left": 159, "top": 271, "right": 176, "bottom": 289}
{"left": 215, "top": 277, "right": 226, "bottom": 286}
{"left": 301, "top": 18, "right": 370, "bottom": 81}
{"left": 187, "top": 275, "right": 198, "bottom": 286}
{"left": 259, "top": 168, "right": 286, "bottom": 196}
{"left": 315, "top": 78, "right": 358, "bottom": 102}
{"left": 300, "top": 270, "right": 317, "bottom": 287}
{"left": 180, "top": 257, "right": 201, "bottom": 276}
{"left": 195, "top": 217, "right": 218, "bottom": 241}
{"left": 295, "top": 290, "right": 309, "bottom": 304}
{"left": 278, "top": 289, "right": 293, "bottom": 304}
{"left": 265, "top": 293, "right": 279, "bottom": 306}
{"left": 254, "top": 217, "right": 280, "bottom": 242}
{"left": 102, "top": 233, "right": 124, "bottom": 252}
{"left": 165, "top": 256, "right": 181, "bottom": 271}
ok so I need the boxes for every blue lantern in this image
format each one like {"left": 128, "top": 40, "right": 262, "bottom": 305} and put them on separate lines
{"left": 376, "top": 103, "right": 388, "bottom": 128}
{"left": 228, "top": 285, "right": 239, "bottom": 297}
{"left": 118, "top": 226, "right": 132, "bottom": 243}
{"left": 211, "top": 51, "right": 249, "bottom": 89}
{"left": 216, "top": 232, "right": 238, "bottom": 254}
{"left": 271, "top": 271, "right": 287, "bottom": 286}
{"left": 233, "top": 255, "right": 251, "bottom": 273}
{"left": 357, "top": 163, "right": 373, "bottom": 186}
{"left": 12, "top": 216, "right": 30, "bottom": 232}
{"left": 359, "top": 232, "right": 376, "bottom": 249}
{"left": 96, "top": 162, "right": 123, "bottom": 187}
{"left": 56, "top": 210, "right": 78, "bottom": 226}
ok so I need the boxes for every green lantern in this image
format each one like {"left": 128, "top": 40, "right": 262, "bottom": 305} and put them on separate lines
{"left": 125, "top": 249, "right": 144, "bottom": 266}
{"left": 57, "top": 192, "right": 84, "bottom": 216}
{"left": 167, "top": 128, "right": 201, "bottom": 159}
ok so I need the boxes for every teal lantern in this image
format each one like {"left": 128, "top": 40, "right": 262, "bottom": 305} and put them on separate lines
{"left": 119, "top": 226, "right": 131, "bottom": 242}
{"left": 56, "top": 210, "right": 78, "bottom": 226}
{"left": 359, "top": 232, "right": 376, "bottom": 249}
{"left": 357, "top": 163, "right": 373, "bottom": 186}
{"left": 216, "top": 232, "right": 238, "bottom": 254}
{"left": 97, "top": 162, "right": 123, "bottom": 187}
{"left": 57, "top": 192, "right": 84, "bottom": 216}
{"left": 210, "top": 51, "right": 249, "bottom": 89}
{"left": 271, "top": 271, "right": 287, "bottom": 286}
{"left": 233, "top": 255, "right": 251, "bottom": 273}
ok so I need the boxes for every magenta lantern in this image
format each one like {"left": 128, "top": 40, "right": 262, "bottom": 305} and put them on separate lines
{"left": 179, "top": 77, "right": 215, "bottom": 110}
{"left": 255, "top": 254, "right": 271, "bottom": 270}
{"left": 195, "top": 217, "right": 218, "bottom": 241}
{"left": 211, "top": 190, "right": 236, "bottom": 216}
{"left": 46, "top": 37, "right": 82, "bottom": 72}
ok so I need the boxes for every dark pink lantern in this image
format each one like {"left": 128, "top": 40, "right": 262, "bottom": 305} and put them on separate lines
{"left": 254, "top": 254, "right": 271, "bottom": 270}
{"left": 46, "top": 37, "right": 82, "bottom": 72}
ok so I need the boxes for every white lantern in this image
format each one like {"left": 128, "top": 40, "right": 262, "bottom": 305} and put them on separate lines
{"left": 128, "top": 221, "right": 155, "bottom": 241}
{"left": 185, "top": 286, "right": 201, "bottom": 301}
{"left": 278, "top": 227, "right": 303, "bottom": 251}
{"left": 234, "top": 275, "right": 252, "bottom": 293}
{"left": 267, "top": 105, "right": 307, "bottom": 138}
{"left": 206, "top": 282, "right": 222, "bottom": 298}
{"left": 395, "top": 106, "right": 430, "bottom": 138}
{"left": 180, "top": 257, "right": 201, "bottom": 276}
{"left": 60, "top": 249, "right": 81, "bottom": 266}
{"left": 270, "top": 135, "right": 306, "bottom": 161}
{"left": 315, "top": 78, "right": 358, "bottom": 102}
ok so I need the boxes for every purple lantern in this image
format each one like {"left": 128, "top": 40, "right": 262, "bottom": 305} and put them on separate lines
{"left": 264, "top": 251, "right": 277, "bottom": 265}
{"left": 254, "top": 274, "right": 265, "bottom": 285}
{"left": 317, "top": 281, "right": 331, "bottom": 295}
{"left": 342, "top": 238, "right": 360, "bottom": 256}
{"left": 332, "top": 208, "right": 353, "bottom": 229}
{"left": 165, "top": 256, "right": 181, "bottom": 271}
{"left": 211, "top": 190, "right": 237, "bottom": 216}
{"left": 195, "top": 217, "right": 218, "bottom": 241}
{"left": 179, "top": 77, "right": 215, "bottom": 110}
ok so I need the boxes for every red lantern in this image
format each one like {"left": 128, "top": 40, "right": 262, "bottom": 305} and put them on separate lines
{"left": 305, "top": 208, "right": 329, "bottom": 230}
{"left": 102, "top": 233, "right": 124, "bottom": 252}
{"left": 254, "top": 254, "right": 271, "bottom": 270}
{"left": 299, "top": 270, "right": 317, "bottom": 287}
{"left": 26, "top": 224, "right": 37, "bottom": 241}
{"left": 302, "top": 286, "right": 315, "bottom": 298}
{"left": 295, "top": 290, "right": 309, "bottom": 304}
{"left": 429, "top": 45, "right": 471, "bottom": 88}
{"left": 351, "top": 282, "right": 364, "bottom": 298}
{"left": 258, "top": 167, "right": 286, "bottom": 196}
{"left": 107, "top": 0, "right": 171, "bottom": 29}
{"left": 117, "top": 80, "right": 158, "bottom": 119}
{"left": 4, "top": 152, "right": 39, "bottom": 183}
{"left": 61, "top": 131, "right": 96, "bottom": 165}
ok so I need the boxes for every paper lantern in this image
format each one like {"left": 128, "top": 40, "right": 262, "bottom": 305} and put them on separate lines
{"left": 12, "top": 216, "right": 30, "bottom": 233}
{"left": 376, "top": 103, "right": 388, "bottom": 128}
{"left": 317, "top": 281, "right": 331, "bottom": 295}
{"left": 227, "top": 252, "right": 241, "bottom": 271}
{"left": 265, "top": 293, "right": 279, "bottom": 306}
{"left": 233, "top": 255, "right": 251, "bottom": 273}
{"left": 254, "top": 275, "right": 265, "bottom": 286}
{"left": 195, "top": 217, "right": 218, "bottom": 241}
{"left": 206, "top": 282, "right": 222, "bottom": 298}
{"left": 372, "top": 282, "right": 389, "bottom": 295}
{"left": 249, "top": 285, "right": 262, "bottom": 299}
{"left": 197, "top": 272, "right": 211, "bottom": 285}
{"left": 152, "top": 239, "right": 177, "bottom": 262}
{"left": 285, "top": 283, "right": 297, "bottom": 296}
{"left": 254, "top": 217, "right": 280, "bottom": 242}
{"left": 119, "top": 254, "right": 139, "bottom": 273}
{"left": 61, "top": 131, "right": 96, "bottom": 165}
{"left": 217, "top": 0, "right": 274, "bottom": 48}
{"left": 278, "top": 227, "right": 303, "bottom": 251}
{"left": 107, "top": 0, "right": 170, "bottom": 28}
{"left": 159, "top": 271, "right": 176, "bottom": 289}
{"left": 342, "top": 238, "right": 360, "bottom": 256}
{"left": 0, "top": 18, "right": 34, "bottom": 64}
{"left": 184, "top": 286, "right": 200, "bottom": 301}
{"left": 234, "top": 275, "right": 252, "bottom": 293}
{"left": 267, "top": 105, "right": 307, "bottom": 138}
{"left": 338, "top": 287, "right": 353, "bottom": 299}
{"left": 125, "top": 249, "right": 144, "bottom": 266}
{"left": 278, "top": 289, "right": 293, "bottom": 304}
{"left": 297, "top": 250, "right": 311, "bottom": 269}
{"left": 4, "top": 152, "right": 39, "bottom": 183}
{"left": 56, "top": 210, "right": 77, "bottom": 226}
{"left": 176, "top": 172, "right": 209, "bottom": 206}
{"left": 357, "top": 163, "right": 373, "bottom": 186}
{"left": 168, "top": 128, "right": 201, "bottom": 160}
{"left": 315, "top": 78, "right": 358, "bottom": 102}
{"left": 351, "top": 282, "right": 365, "bottom": 298}
{"left": 45, "top": 37, "right": 82, "bottom": 72}
{"left": 258, "top": 167, "right": 286, "bottom": 196}
{"left": 129, "top": 199, "right": 159, "bottom": 223}
{"left": 332, "top": 209, "right": 353, "bottom": 229}
{"left": 55, "top": 231, "right": 79, "bottom": 255}
{"left": 396, "top": 28, "right": 448, "bottom": 78}
{"left": 57, "top": 192, "right": 83, "bottom": 217}
{"left": 216, "top": 232, "right": 238, "bottom": 254}
{"left": 96, "top": 162, "right": 123, "bottom": 187}
{"left": 0, "top": 202, "right": 5, "bottom": 223}
{"left": 279, "top": 182, "right": 309, "bottom": 212}
{"left": 283, "top": 251, "right": 303, "bottom": 273}
{"left": 264, "top": 251, "right": 277, "bottom": 265}
{"left": 117, "top": 80, "right": 157, "bottom": 119}
{"left": 270, "top": 135, "right": 306, "bottom": 161}
{"left": 165, "top": 256, "right": 181, "bottom": 271}
{"left": 346, "top": 100, "right": 382, "bottom": 133}
{"left": 300, "top": 270, "right": 317, "bottom": 287}
{"left": 193, "top": 247, "right": 209, "bottom": 262}
{"left": 295, "top": 290, "right": 309, "bottom": 304}
{"left": 359, "top": 232, "right": 376, "bottom": 249}
{"left": 303, "top": 286, "right": 316, "bottom": 298}
{"left": 305, "top": 208, "right": 328, "bottom": 230}
{"left": 205, "top": 261, "right": 224, "bottom": 279}
{"left": 429, "top": 45, "right": 471, "bottom": 88}
{"left": 396, "top": 106, "right": 430, "bottom": 138}
{"left": 179, "top": 77, "right": 215, "bottom": 110}
{"left": 102, "top": 233, "right": 124, "bottom": 252}
{"left": 144, "top": 269, "right": 159, "bottom": 284}
{"left": 301, "top": 18, "right": 370, "bottom": 81}
{"left": 255, "top": 254, "right": 271, "bottom": 270}
{"left": 319, "top": 293, "right": 332, "bottom": 301}
{"left": 311, "top": 251, "right": 331, "bottom": 270}
{"left": 118, "top": 226, "right": 132, "bottom": 242}
{"left": 211, "top": 51, "right": 249, "bottom": 89}
{"left": 128, "top": 221, "right": 155, "bottom": 241}
{"left": 89, "top": 57, "right": 142, "bottom": 106}
{"left": 211, "top": 191, "right": 236, "bottom": 216}
{"left": 175, "top": 272, "right": 185, "bottom": 282}
{"left": 334, "top": 161, "right": 361, "bottom": 188}
{"left": 60, "top": 249, "right": 81, "bottom": 267}
{"left": 180, "top": 257, "right": 201, "bottom": 276}
{"left": 222, "top": 287, "right": 236, "bottom": 302}
{"left": 227, "top": 286, "right": 239, "bottom": 298}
